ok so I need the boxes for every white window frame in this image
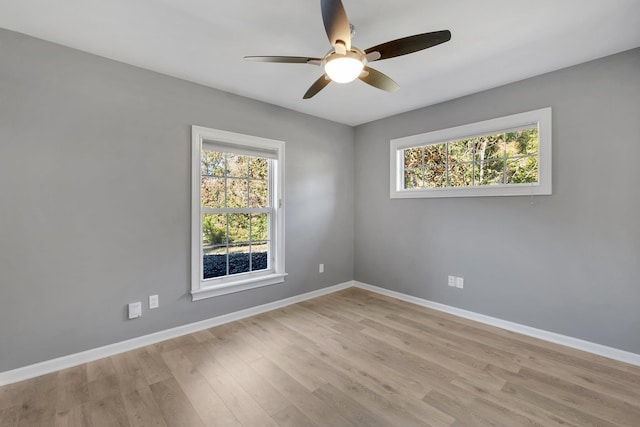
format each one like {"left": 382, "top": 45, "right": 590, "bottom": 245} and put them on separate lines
{"left": 390, "top": 107, "right": 552, "bottom": 198}
{"left": 191, "top": 126, "right": 286, "bottom": 301}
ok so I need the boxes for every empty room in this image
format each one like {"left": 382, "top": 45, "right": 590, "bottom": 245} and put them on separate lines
{"left": 1, "top": 0, "right": 640, "bottom": 426}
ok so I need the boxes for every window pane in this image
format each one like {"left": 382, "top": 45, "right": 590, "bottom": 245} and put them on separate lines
{"left": 226, "top": 153, "right": 249, "bottom": 177}
{"left": 251, "top": 214, "right": 268, "bottom": 241}
{"left": 202, "top": 214, "right": 227, "bottom": 247}
{"left": 448, "top": 162, "right": 473, "bottom": 187}
{"left": 227, "top": 178, "right": 249, "bottom": 208}
{"left": 203, "top": 248, "right": 227, "bottom": 279}
{"left": 201, "top": 150, "right": 224, "bottom": 176}
{"left": 506, "top": 157, "right": 538, "bottom": 184}
{"left": 251, "top": 244, "right": 268, "bottom": 272}
{"left": 229, "top": 244, "right": 251, "bottom": 275}
{"left": 404, "top": 147, "right": 423, "bottom": 169}
{"left": 475, "top": 135, "right": 505, "bottom": 160}
{"left": 249, "top": 157, "right": 268, "bottom": 180}
{"left": 506, "top": 128, "right": 539, "bottom": 156}
{"left": 228, "top": 213, "right": 250, "bottom": 243}
{"left": 475, "top": 160, "right": 504, "bottom": 186}
{"left": 424, "top": 144, "right": 447, "bottom": 165}
{"left": 404, "top": 169, "right": 424, "bottom": 189}
{"left": 201, "top": 177, "right": 225, "bottom": 208}
{"left": 448, "top": 139, "right": 474, "bottom": 163}
{"left": 424, "top": 165, "right": 446, "bottom": 188}
{"left": 249, "top": 179, "right": 269, "bottom": 208}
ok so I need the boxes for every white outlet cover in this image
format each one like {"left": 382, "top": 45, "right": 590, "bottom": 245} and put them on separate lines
{"left": 456, "top": 277, "right": 464, "bottom": 289}
{"left": 319, "top": 264, "right": 324, "bottom": 273}
{"left": 128, "top": 302, "right": 142, "bottom": 319}
{"left": 448, "top": 276, "right": 456, "bottom": 287}
{"left": 149, "top": 295, "right": 159, "bottom": 309}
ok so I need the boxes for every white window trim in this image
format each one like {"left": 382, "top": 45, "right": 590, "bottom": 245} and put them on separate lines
{"left": 191, "top": 126, "right": 286, "bottom": 301}
{"left": 390, "top": 107, "right": 552, "bottom": 198}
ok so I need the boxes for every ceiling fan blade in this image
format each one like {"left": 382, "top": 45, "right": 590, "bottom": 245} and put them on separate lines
{"left": 244, "top": 56, "right": 322, "bottom": 65}
{"left": 365, "top": 30, "right": 451, "bottom": 62}
{"left": 321, "top": 0, "right": 351, "bottom": 50}
{"left": 303, "top": 74, "right": 331, "bottom": 99}
{"left": 358, "top": 66, "right": 399, "bottom": 92}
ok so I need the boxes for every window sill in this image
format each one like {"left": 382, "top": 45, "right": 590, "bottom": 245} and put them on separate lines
{"left": 391, "top": 182, "right": 551, "bottom": 198}
{"left": 191, "top": 272, "right": 288, "bottom": 301}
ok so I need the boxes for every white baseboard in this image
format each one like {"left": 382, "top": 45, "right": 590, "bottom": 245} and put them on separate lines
{"left": 0, "top": 281, "right": 353, "bottom": 386}
{"left": 3, "top": 279, "right": 638, "bottom": 386}
{"left": 353, "top": 281, "right": 640, "bottom": 367}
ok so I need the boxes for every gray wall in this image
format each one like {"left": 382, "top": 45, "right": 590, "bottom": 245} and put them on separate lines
{"left": 354, "top": 48, "right": 640, "bottom": 354}
{"left": 1, "top": 28, "right": 638, "bottom": 373}
{"left": 0, "top": 29, "right": 354, "bottom": 372}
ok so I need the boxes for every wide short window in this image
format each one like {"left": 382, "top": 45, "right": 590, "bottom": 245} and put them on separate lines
{"left": 191, "top": 126, "right": 285, "bottom": 300}
{"left": 390, "top": 108, "right": 552, "bottom": 198}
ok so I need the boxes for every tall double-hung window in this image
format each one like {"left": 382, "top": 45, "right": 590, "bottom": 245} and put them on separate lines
{"left": 191, "top": 126, "right": 285, "bottom": 300}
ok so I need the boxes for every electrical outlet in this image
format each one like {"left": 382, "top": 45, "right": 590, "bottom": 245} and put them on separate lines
{"left": 149, "top": 294, "right": 159, "bottom": 309}
{"left": 456, "top": 277, "right": 464, "bottom": 289}
{"left": 319, "top": 264, "right": 324, "bottom": 273}
{"left": 448, "top": 275, "right": 456, "bottom": 287}
{"left": 128, "top": 302, "right": 142, "bottom": 319}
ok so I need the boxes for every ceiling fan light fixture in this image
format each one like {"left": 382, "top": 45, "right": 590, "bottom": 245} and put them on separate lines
{"left": 324, "top": 50, "right": 365, "bottom": 83}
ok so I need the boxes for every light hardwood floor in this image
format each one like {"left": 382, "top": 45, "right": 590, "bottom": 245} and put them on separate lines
{"left": 2, "top": 287, "right": 640, "bottom": 426}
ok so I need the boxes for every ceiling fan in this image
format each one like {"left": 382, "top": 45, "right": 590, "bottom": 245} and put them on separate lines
{"left": 245, "top": 0, "right": 451, "bottom": 99}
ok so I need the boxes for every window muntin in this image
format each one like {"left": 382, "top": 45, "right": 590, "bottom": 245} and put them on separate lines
{"left": 191, "top": 126, "right": 285, "bottom": 300}
{"left": 390, "top": 108, "right": 551, "bottom": 198}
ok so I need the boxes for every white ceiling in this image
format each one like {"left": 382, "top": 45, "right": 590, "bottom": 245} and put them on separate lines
{"left": 2, "top": 0, "right": 640, "bottom": 125}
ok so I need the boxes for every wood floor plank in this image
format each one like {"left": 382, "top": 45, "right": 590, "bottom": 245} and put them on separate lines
{"left": 510, "top": 351, "right": 640, "bottom": 406}
{"left": 451, "top": 375, "right": 580, "bottom": 427}
{"left": 423, "top": 389, "right": 508, "bottom": 427}
{"left": 208, "top": 329, "right": 263, "bottom": 365}
{"left": 303, "top": 344, "right": 454, "bottom": 426}
{"left": 0, "top": 380, "right": 29, "bottom": 411}
{"left": 53, "top": 404, "right": 90, "bottom": 427}
{"left": 303, "top": 340, "right": 432, "bottom": 400}
{"left": 160, "top": 348, "right": 241, "bottom": 427}
{"left": 383, "top": 312, "right": 522, "bottom": 372}
{"left": 271, "top": 404, "right": 319, "bottom": 427}
{"left": 0, "top": 406, "right": 19, "bottom": 427}
{"left": 16, "top": 372, "right": 58, "bottom": 427}
{"left": 132, "top": 347, "right": 173, "bottom": 386}
{"left": 235, "top": 315, "right": 309, "bottom": 355}
{"left": 299, "top": 297, "right": 364, "bottom": 323}
{"left": 2, "top": 288, "right": 640, "bottom": 426}
{"left": 224, "top": 360, "right": 291, "bottom": 416}
{"left": 111, "top": 352, "right": 148, "bottom": 397}
{"left": 359, "top": 317, "right": 490, "bottom": 374}
{"left": 179, "top": 340, "right": 228, "bottom": 380}
{"left": 331, "top": 325, "right": 459, "bottom": 387}
{"left": 312, "top": 383, "right": 392, "bottom": 427}
{"left": 86, "top": 393, "right": 130, "bottom": 427}
{"left": 518, "top": 365, "right": 640, "bottom": 423}
{"left": 121, "top": 386, "right": 168, "bottom": 427}
{"left": 500, "top": 381, "right": 618, "bottom": 427}
{"left": 191, "top": 329, "right": 215, "bottom": 343}
{"left": 55, "top": 365, "right": 89, "bottom": 413}
{"left": 465, "top": 395, "right": 546, "bottom": 427}
{"left": 149, "top": 377, "right": 205, "bottom": 427}
{"left": 249, "top": 357, "right": 357, "bottom": 427}
{"left": 204, "top": 371, "right": 279, "bottom": 427}
{"left": 87, "top": 358, "right": 120, "bottom": 402}
{"left": 486, "top": 364, "right": 639, "bottom": 426}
